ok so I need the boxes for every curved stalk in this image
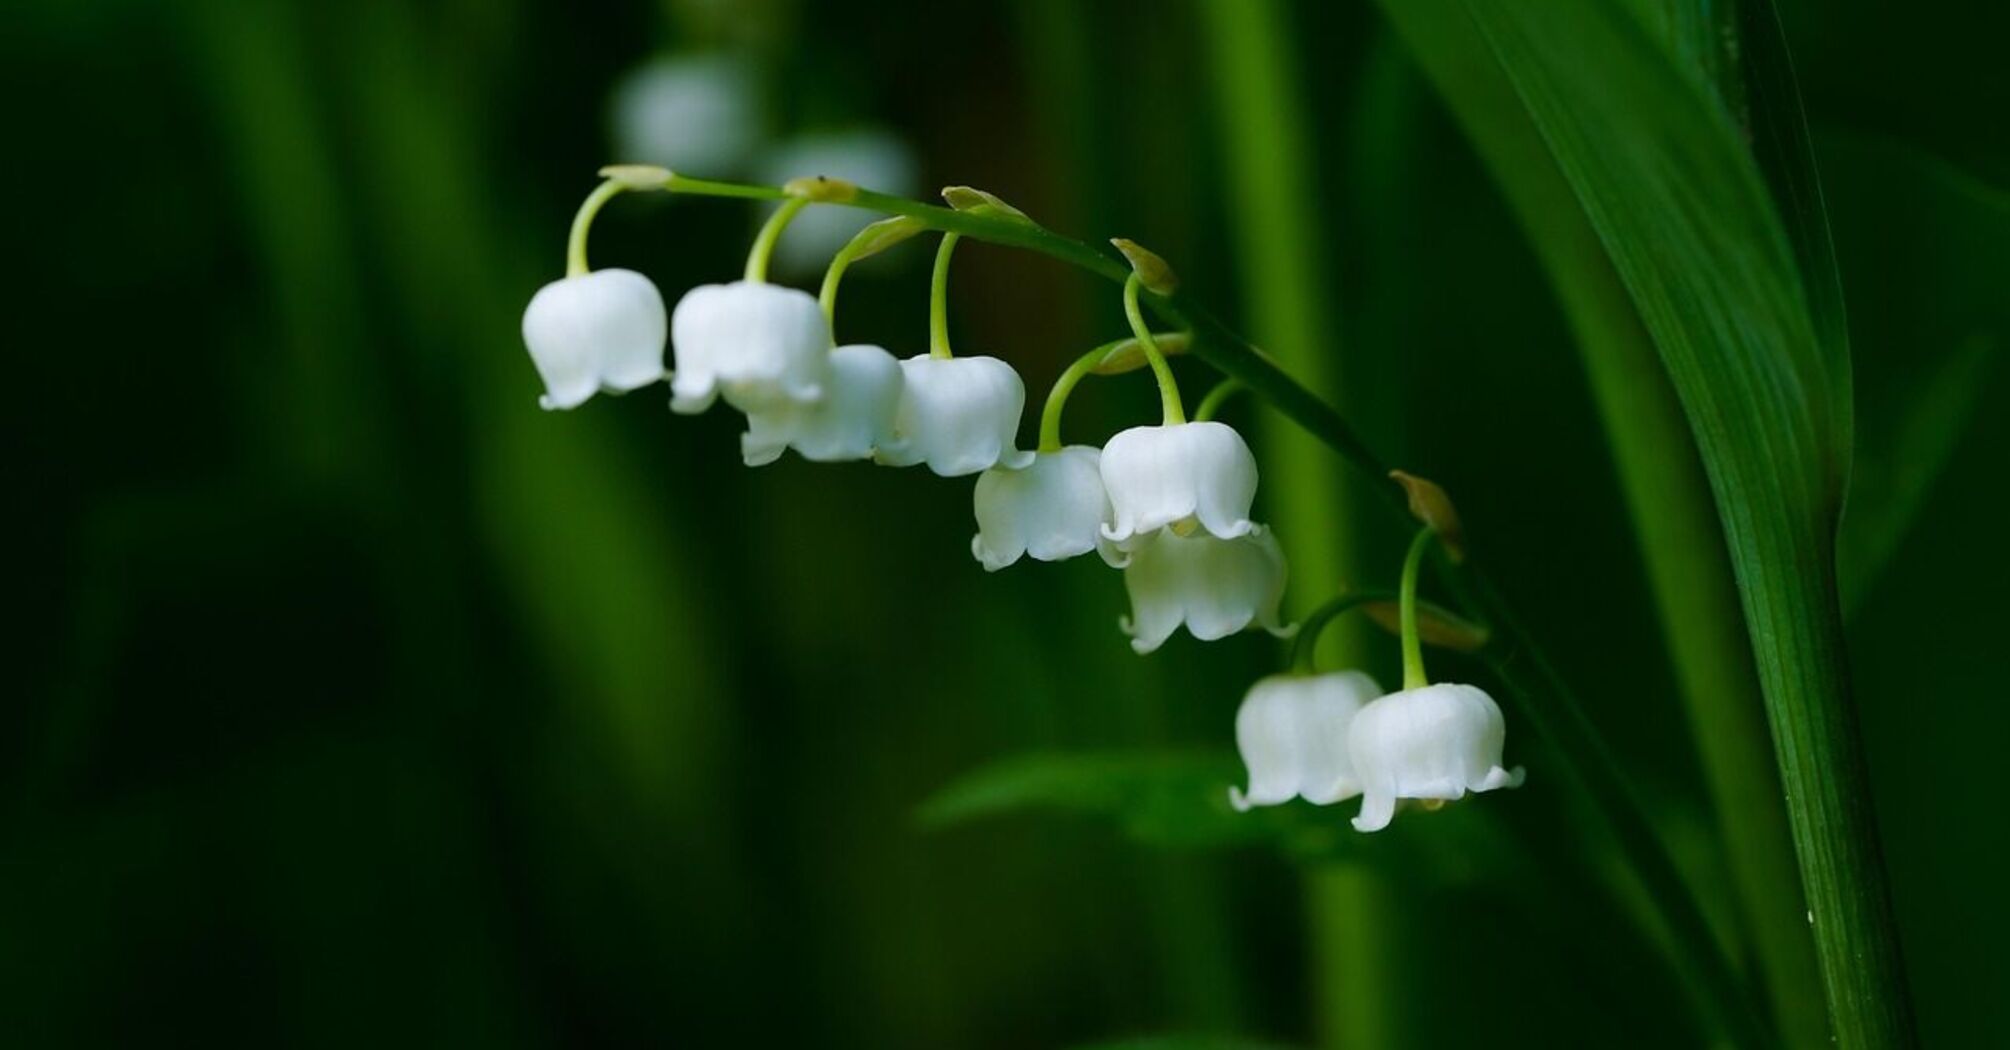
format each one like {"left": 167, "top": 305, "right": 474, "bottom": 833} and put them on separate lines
{"left": 929, "top": 232, "right": 960, "bottom": 359}
{"left": 1192, "top": 378, "right": 1245, "bottom": 422}
{"left": 647, "top": 171, "right": 1766, "bottom": 1043}
{"left": 1288, "top": 590, "right": 1396, "bottom": 673}
{"left": 744, "top": 197, "right": 807, "bottom": 283}
{"left": 566, "top": 179, "right": 627, "bottom": 277}
{"left": 1397, "top": 528, "right": 1435, "bottom": 690}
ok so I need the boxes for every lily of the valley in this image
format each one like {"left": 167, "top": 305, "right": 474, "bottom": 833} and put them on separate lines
{"left": 1120, "top": 526, "right": 1291, "bottom": 654}
{"left": 1230, "top": 670, "right": 1383, "bottom": 811}
{"left": 1100, "top": 421, "right": 1260, "bottom": 547}
{"left": 874, "top": 355, "right": 1035, "bottom": 477}
{"left": 1348, "top": 682, "right": 1524, "bottom": 832}
{"left": 670, "top": 281, "right": 831, "bottom": 415}
{"left": 971, "top": 446, "right": 1120, "bottom": 571}
{"left": 740, "top": 343, "right": 904, "bottom": 466}
{"left": 521, "top": 268, "right": 669, "bottom": 410}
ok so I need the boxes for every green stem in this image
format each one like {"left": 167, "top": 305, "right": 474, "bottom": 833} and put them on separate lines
{"left": 1289, "top": 590, "right": 1396, "bottom": 673}
{"left": 642, "top": 171, "right": 1772, "bottom": 1039}
{"left": 743, "top": 196, "right": 808, "bottom": 283}
{"left": 929, "top": 232, "right": 960, "bottom": 359}
{"left": 1123, "top": 274, "right": 1185, "bottom": 424}
{"left": 566, "top": 179, "right": 627, "bottom": 277}
{"left": 819, "top": 224, "right": 872, "bottom": 337}
{"left": 1192, "top": 378, "right": 1245, "bottom": 422}
{"left": 1398, "top": 528, "right": 1434, "bottom": 690}
{"left": 1038, "top": 341, "right": 1114, "bottom": 453}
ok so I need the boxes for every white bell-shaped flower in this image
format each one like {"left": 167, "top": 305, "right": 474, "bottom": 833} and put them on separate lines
{"left": 740, "top": 344, "right": 904, "bottom": 466}
{"left": 873, "top": 355, "right": 1036, "bottom": 477}
{"left": 1348, "top": 682, "right": 1525, "bottom": 833}
{"left": 1230, "top": 670, "right": 1384, "bottom": 811}
{"left": 521, "top": 268, "right": 668, "bottom": 410}
{"left": 670, "top": 281, "right": 831, "bottom": 415}
{"left": 1100, "top": 421, "right": 1260, "bottom": 547}
{"left": 970, "top": 446, "right": 1121, "bottom": 571}
{"left": 609, "top": 54, "right": 763, "bottom": 176}
{"left": 1119, "top": 526, "right": 1292, "bottom": 654}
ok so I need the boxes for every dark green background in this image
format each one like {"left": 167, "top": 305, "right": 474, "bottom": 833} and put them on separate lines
{"left": 5, "top": 1, "right": 2003, "bottom": 1046}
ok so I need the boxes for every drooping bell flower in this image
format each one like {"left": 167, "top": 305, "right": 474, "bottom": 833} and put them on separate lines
{"left": 1230, "top": 670, "right": 1383, "bottom": 811}
{"left": 740, "top": 343, "right": 904, "bottom": 466}
{"left": 1099, "top": 421, "right": 1259, "bottom": 548}
{"left": 970, "top": 446, "right": 1121, "bottom": 571}
{"left": 873, "top": 355, "right": 1035, "bottom": 477}
{"left": 1119, "top": 526, "right": 1291, "bottom": 653}
{"left": 1347, "top": 682, "right": 1525, "bottom": 833}
{"left": 669, "top": 281, "right": 831, "bottom": 415}
{"left": 521, "top": 268, "right": 669, "bottom": 410}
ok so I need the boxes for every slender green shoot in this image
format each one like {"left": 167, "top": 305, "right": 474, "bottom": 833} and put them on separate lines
{"left": 929, "top": 232, "right": 960, "bottom": 359}
{"left": 1289, "top": 591, "right": 1397, "bottom": 673}
{"left": 566, "top": 179, "right": 627, "bottom": 278}
{"left": 1398, "top": 528, "right": 1435, "bottom": 690}
{"left": 743, "top": 197, "right": 809, "bottom": 283}
{"left": 1193, "top": 378, "right": 1246, "bottom": 422}
{"left": 1123, "top": 274, "right": 1185, "bottom": 424}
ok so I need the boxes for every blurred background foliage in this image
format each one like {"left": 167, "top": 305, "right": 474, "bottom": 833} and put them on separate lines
{"left": 4, "top": 0, "right": 2005, "bottom": 1046}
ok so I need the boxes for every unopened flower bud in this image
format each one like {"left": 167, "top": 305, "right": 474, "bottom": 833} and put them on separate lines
{"left": 1389, "top": 469, "right": 1465, "bottom": 561}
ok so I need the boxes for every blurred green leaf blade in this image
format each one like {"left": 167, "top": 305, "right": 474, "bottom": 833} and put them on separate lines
{"left": 918, "top": 750, "right": 1328, "bottom": 850}
{"left": 1425, "top": 0, "right": 1913, "bottom": 1044}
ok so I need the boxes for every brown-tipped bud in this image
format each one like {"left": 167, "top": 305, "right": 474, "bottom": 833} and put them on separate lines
{"left": 783, "top": 175, "right": 859, "bottom": 202}
{"left": 1091, "top": 332, "right": 1192, "bottom": 375}
{"left": 1390, "top": 470, "right": 1466, "bottom": 561}
{"left": 941, "top": 186, "right": 1033, "bottom": 223}
{"left": 598, "top": 164, "right": 674, "bottom": 190}
{"left": 1111, "top": 238, "right": 1180, "bottom": 294}
{"left": 1364, "top": 601, "right": 1491, "bottom": 652}
{"left": 844, "top": 216, "right": 927, "bottom": 261}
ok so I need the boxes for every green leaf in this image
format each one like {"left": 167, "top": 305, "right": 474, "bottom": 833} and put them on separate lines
{"left": 1407, "top": 2, "right": 1912, "bottom": 1046}
{"left": 1374, "top": 4, "right": 1828, "bottom": 1045}
{"left": 917, "top": 751, "right": 1336, "bottom": 851}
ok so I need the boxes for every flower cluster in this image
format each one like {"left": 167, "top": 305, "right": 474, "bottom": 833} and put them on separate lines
{"left": 1231, "top": 503, "right": 1523, "bottom": 832}
{"left": 524, "top": 171, "right": 1290, "bottom": 653}
{"left": 522, "top": 167, "right": 1520, "bottom": 834}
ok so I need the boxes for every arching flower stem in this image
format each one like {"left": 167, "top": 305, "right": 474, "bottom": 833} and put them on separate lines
{"left": 818, "top": 236, "right": 862, "bottom": 334}
{"left": 1038, "top": 342, "right": 1114, "bottom": 454}
{"left": 1037, "top": 332, "right": 1195, "bottom": 453}
{"left": 744, "top": 196, "right": 810, "bottom": 283}
{"left": 1289, "top": 590, "right": 1394, "bottom": 673}
{"left": 929, "top": 233, "right": 960, "bottom": 359}
{"left": 566, "top": 179, "right": 630, "bottom": 278}
{"left": 1398, "top": 527, "right": 1436, "bottom": 690}
{"left": 1193, "top": 378, "right": 1246, "bottom": 423}
{"left": 630, "top": 171, "right": 1769, "bottom": 1041}
{"left": 1123, "top": 274, "right": 1185, "bottom": 425}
